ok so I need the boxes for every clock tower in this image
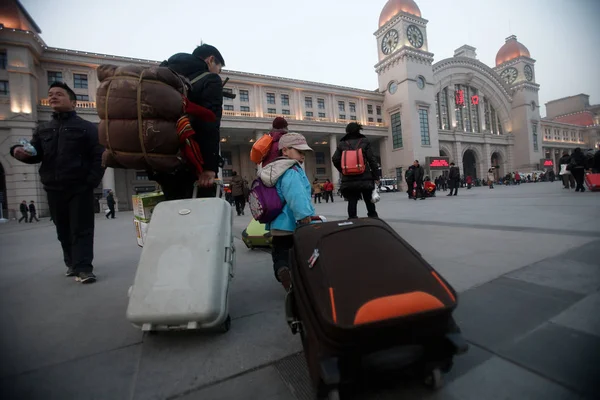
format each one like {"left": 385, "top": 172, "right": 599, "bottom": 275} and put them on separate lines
{"left": 494, "top": 35, "right": 542, "bottom": 170}
{"left": 375, "top": 0, "right": 440, "bottom": 178}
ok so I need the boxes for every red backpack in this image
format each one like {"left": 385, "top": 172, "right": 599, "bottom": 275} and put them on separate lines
{"left": 341, "top": 139, "right": 366, "bottom": 176}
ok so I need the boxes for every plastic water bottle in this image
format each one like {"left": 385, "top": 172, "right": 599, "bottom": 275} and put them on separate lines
{"left": 19, "top": 139, "right": 37, "bottom": 156}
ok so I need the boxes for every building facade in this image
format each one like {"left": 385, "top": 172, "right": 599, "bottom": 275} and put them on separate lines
{"left": 0, "top": 0, "right": 598, "bottom": 216}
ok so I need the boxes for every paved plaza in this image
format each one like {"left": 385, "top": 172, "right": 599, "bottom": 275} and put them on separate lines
{"left": 0, "top": 182, "right": 599, "bottom": 400}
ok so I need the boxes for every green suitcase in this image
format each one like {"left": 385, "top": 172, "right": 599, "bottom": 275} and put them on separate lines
{"left": 242, "top": 219, "right": 273, "bottom": 249}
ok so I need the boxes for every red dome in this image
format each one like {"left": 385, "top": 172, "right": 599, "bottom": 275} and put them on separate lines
{"left": 379, "top": 0, "right": 422, "bottom": 28}
{"left": 495, "top": 35, "right": 530, "bottom": 66}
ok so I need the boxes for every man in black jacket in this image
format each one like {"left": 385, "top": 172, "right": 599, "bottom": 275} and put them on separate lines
{"left": 332, "top": 123, "right": 380, "bottom": 219}
{"left": 10, "top": 82, "right": 104, "bottom": 283}
{"left": 18, "top": 200, "right": 28, "bottom": 223}
{"left": 151, "top": 44, "right": 225, "bottom": 199}
{"left": 558, "top": 151, "right": 575, "bottom": 189}
{"left": 412, "top": 160, "right": 425, "bottom": 200}
{"left": 29, "top": 200, "right": 39, "bottom": 222}
{"left": 447, "top": 162, "right": 460, "bottom": 196}
{"left": 106, "top": 190, "right": 116, "bottom": 219}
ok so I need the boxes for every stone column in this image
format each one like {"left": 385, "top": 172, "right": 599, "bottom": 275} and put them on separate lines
{"left": 454, "top": 141, "right": 463, "bottom": 175}
{"left": 447, "top": 87, "right": 457, "bottom": 130}
{"left": 329, "top": 134, "right": 340, "bottom": 188}
{"left": 478, "top": 93, "right": 486, "bottom": 132}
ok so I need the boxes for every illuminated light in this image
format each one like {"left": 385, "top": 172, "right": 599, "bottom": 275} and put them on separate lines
{"left": 430, "top": 159, "right": 450, "bottom": 168}
{"left": 220, "top": 138, "right": 227, "bottom": 143}
{"left": 543, "top": 160, "right": 554, "bottom": 167}
{"left": 455, "top": 90, "right": 465, "bottom": 106}
{"left": 471, "top": 95, "right": 479, "bottom": 105}
{"left": 249, "top": 139, "right": 255, "bottom": 143}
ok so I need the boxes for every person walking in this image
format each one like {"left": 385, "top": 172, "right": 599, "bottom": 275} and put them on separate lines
{"left": 447, "top": 162, "right": 460, "bottom": 196}
{"left": 323, "top": 179, "right": 334, "bottom": 203}
{"left": 488, "top": 168, "right": 495, "bottom": 189}
{"left": 412, "top": 160, "right": 426, "bottom": 200}
{"left": 405, "top": 165, "right": 416, "bottom": 199}
{"left": 106, "top": 190, "right": 116, "bottom": 219}
{"left": 559, "top": 151, "right": 575, "bottom": 189}
{"left": 230, "top": 171, "right": 247, "bottom": 216}
{"left": 332, "top": 123, "right": 380, "bottom": 219}
{"left": 28, "top": 201, "right": 40, "bottom": 222}
{"left": 18, "top": 200, "right": 28, "bottom": 223}
{"left": 570, "top": 148, "right": 587, "bottom": 192}
{"left": 312, "top": 179, "right": 322, "bottom": 204}
{"left": 10, "top": 82, "right": 104, "bottom": 283}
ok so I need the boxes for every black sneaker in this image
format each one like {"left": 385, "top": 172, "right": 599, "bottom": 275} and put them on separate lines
{"left": 76, "top": 272, "right": 97, "bottom": 284}
{"left": 65, "top": 267, "right": 77, "bottom": 277}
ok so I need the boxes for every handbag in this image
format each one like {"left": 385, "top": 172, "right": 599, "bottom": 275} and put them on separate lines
{"left": 371, "top": 185, "right": 381, "bottom": 204}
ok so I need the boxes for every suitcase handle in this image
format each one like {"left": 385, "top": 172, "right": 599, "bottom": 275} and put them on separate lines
{"left": 193, "top": 180, "right": 224, "bottom": 199}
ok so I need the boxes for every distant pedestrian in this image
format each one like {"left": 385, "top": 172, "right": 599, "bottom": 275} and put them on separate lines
{"left": 18, "top": 200, "right": 28, "bottom": 223}
{"left": 412, "top": 160, "right": 426, "bottom": 200}
{"left": 28, "top": 201, "right": 39, "bottom": 222}
{"left": 487, "top": 168, "right": 495, "bottom": 189}
{"left": 230, "top": 171, "right": 247, "bottom": 216}
{"left": 312, "top": 179, "right": 322, "bottom": 204}
{"left": 447, "top": 163, "right": 460, "bottom": 196}
{"left": 323, "top": 179, "right": 334, "bottom": 203}
{"left": 106, "top": 190, "right": 116, "bottom": 219}
{"left": 570, "top": 148, "right": 587, "bottom": 192}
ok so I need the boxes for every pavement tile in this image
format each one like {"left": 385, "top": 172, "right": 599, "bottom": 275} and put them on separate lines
{"left": 178, "top": 366, "right": 296, "bottom": 400}
{"left": 507, "top": 257, "right": 600, "bottom": 295}
{"left": 499, "top": 322, "right": 600, "bottom": 398}
{"left": 444, "top": 356, "right": 581, "bottom": 400}
{"left": 0, "top": 344, "right": 141, "bottom": 400}
{"left": 453, "top": 277, "right": 584, "bottom": 351}
{"left": 552, "top": 291, "right": 600, "bottom": 337}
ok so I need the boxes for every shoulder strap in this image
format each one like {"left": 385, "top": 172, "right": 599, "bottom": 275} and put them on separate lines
{"left": 190, "top": 72, "right": 211, "bottom": 85}
{"left": 345, "top": 138, "right": 363, "bottom": 151}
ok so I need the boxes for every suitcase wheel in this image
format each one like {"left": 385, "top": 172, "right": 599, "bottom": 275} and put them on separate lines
{"left": 424, "top": 368, "right": 443, "bottom": 390}
{"left": 219, "top": 315, "right": 231, "bottom": 333}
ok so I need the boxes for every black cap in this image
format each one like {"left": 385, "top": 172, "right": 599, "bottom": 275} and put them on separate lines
{"left": 49, "top": 81, "right": 76, "bottom": 101}
{"left": 193, "top": 44, "right": 225, "bottom": 66}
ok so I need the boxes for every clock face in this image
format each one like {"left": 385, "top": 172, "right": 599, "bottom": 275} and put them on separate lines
{"left": 388, "top": 81, "right": 398, "bottom": 95}
{"left": 524, "top": 64, "right": 533, "bottom": 81}
{"left": 416, "top": 76, "right": 425, "bottom": 89}
{"left": 501, "top": 67, "right": 518, "bottom": 85}
{"left": 406, "top": 25, "right": 424, "bottom": 48}
{"left": 381, "top": 29, "right": 399, "bottom": 55}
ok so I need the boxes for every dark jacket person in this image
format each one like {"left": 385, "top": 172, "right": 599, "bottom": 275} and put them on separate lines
{"left": 10, "top": 82, "right": 104, "bottom": 283}
{"left": 332, "top": 123, "right": 380, "bottom": 219}
{"left": 151, "top": 44, "right": 226, "bottom": 199}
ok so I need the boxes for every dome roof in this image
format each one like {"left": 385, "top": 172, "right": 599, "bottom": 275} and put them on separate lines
{"left": 379, "top": 0, "right": 422, "bottom": 28}
{"left": 495, "top": 35, "right": 530, "bottom": 66}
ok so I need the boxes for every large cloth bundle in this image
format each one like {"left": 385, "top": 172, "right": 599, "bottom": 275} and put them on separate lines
{"left": 96, "top": 65, "right": 188, "bottom": 172}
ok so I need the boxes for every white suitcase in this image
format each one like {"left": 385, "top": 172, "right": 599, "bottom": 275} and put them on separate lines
{"left": 126, "top": 184, "right": 235, "bottom": 332}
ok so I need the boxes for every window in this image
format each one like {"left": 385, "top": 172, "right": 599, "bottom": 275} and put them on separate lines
{"left": 377, "top": 118, "right": 382, "bottom": 123}
{"left": 305, "top": 111, "right": 313, "bottom": 117}
{"left": 338, "top": 101, "right": 345, "bottom": 112}
{"left": 135, "top": 171, "right": 150, "bottom": 181}
{"left": 339, "top": 114, "right": 346, "bottom": 120}
{"left": 367, "top": 105, "right": 373, "bottom": 115}
{"left": 266, "top": 93, "right": 276, "bottom": 104}
{"left": 47, "top": 71, "right": 63, "bottom": 84}
{"left": 484, "top": 97, "right": 491, "bottom": 132}
{"left": 437, "top": 88, "right": 449, "bottom": 130}
{"left": 73, "top": 73, "right": 88, "bottom": 89}
{"left": 350, "top": 116, "right": 357, "bottom": 121}
{"left": 391, "top": 112, "right": 403, "bottom": 149}
{"left": 349, "top": 102, "right": 356, "bottom": 113}
{"left": 305, "top": 97, "right": 313, "bottom": 108}
{"left": 281, "top": 94, "right": 289, "bottom": 106}
{"left": 282, "top": 109, "right": 290, "bottom": 115}
{"left": 0, "top": 80, "right": 9, "bottom": 95}
{"left": 0, "top": 51, "right": 7, "bottom": 69}
{"left": 532, "top": 123, "right": 538, "bottom": 152}
{"left": 318, "top": 112, "right": 326, "bottom": 118}
{"left": 76, "top": 94, "right": 89, "bottom": 101}
{"left": 318, "top": 98, "right": 325, "bottom": 109}
{"left": 316, "top": 167, "right": 327, "bottom": 175}
{"left": 315, "top": 152, "right": 325, "bottom": 165}
{"left": 419, "top": 109, "right": 430, "bottom": 145}
{"left": 554, "top": 129, "right": 560, "bottom": 141}
{"left": 268, "top": 108, "right": 277, "bottom": 114}
{"left": 469, "top": 88, "right": 479, "bottom": 132}
{"left": 222, "top": 169, "right": 233, "bottom": 178}
{"left": 376, "top": 106, "right": 382, "bottom": 116}
{"left": 544, "top": 128, "right": 551, "bottom": 140}
{"left": 240, "top": 106, "right": 250, "bottom": 112}
{"left": 224, "top": 105, "right": 234, "bottom": 111}
{"left": 571, "top": 130, "right": 577, "bottom": 142}
{"left": 223, "top": 88, "right": 233, "bottom": 101}
{"left": 239, "top": 90, "right": 249, "bottom": 102}
{"left": 368, "top": 117, "right": 374, "bottom": 122}
{"left": 221, "top": 151, "right": 232, "bottom": 165}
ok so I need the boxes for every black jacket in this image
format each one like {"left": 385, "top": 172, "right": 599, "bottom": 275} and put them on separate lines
{"left": 28, "top": 203, "right": 36, "bottom": 214}
{"left": 332, "top": 133, "right": 380, "bottom": 193}
{"left": 107, "top": 193, "right": 115, "bottom": 207}
{"left": 413, "top": 164, "right": 425, "bottom": 183}
{"left": 20, "top": 203, "right": 28, "bottom": 213}
{"left": 10, "top": 111, "right": 104, "bottom": 191}
{"left": 449, "top": 166, "right": 460, "bottom": 181}
{"left": 161, "top": 53, "right": 223, "bottom": 173}
{"left": 559, "top": 154, "right": 571, "bottom": 166}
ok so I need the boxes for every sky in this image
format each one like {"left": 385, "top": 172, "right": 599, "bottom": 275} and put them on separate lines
{"left": 21, "top": 0, "right": 600, "bottom": 117}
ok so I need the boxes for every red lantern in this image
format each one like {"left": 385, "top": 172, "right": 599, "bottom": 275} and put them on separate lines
{"left": 471, "top": 95, "right": 479, "bottom": 105}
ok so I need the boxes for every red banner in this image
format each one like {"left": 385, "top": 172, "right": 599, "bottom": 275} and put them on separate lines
{"left": 455, "top": 90, "right": 465, "bottom": 106}
{"left": 429, "top": 159, "right": 450, "bottom": 168}
{"left": 471, "top": 95, "right": 479, "bottom": 105}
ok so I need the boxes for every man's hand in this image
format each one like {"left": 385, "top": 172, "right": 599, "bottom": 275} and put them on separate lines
{"left": 299, "top": 216, "right": 312, "bottom": 225}
{"left": 197, "top": 170, "right": 216, "bottom": 188}
{"left": 13, "top": 146, "right": 32, "bottom": 161}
